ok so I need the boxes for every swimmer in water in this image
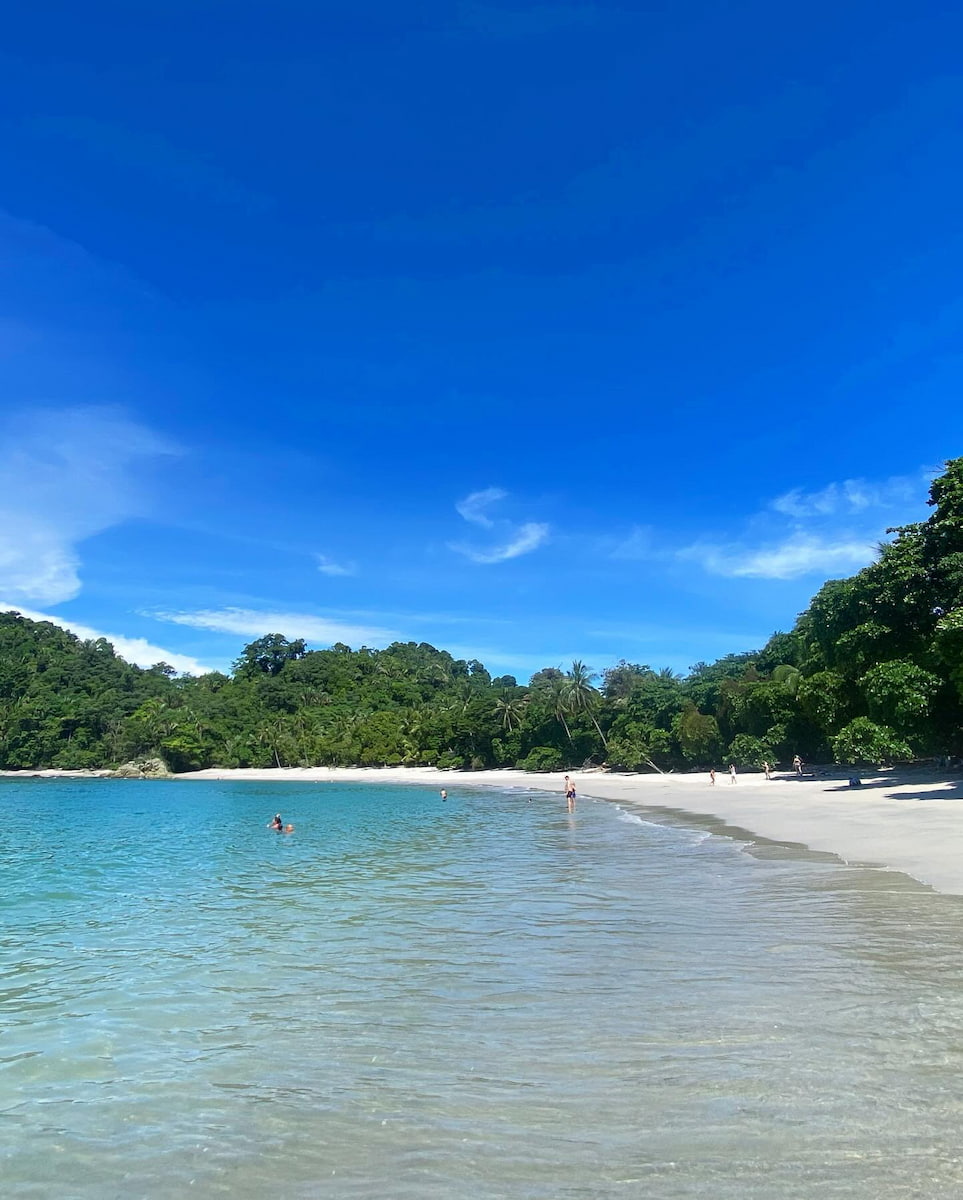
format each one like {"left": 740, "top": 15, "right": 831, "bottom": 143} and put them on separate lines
{"left": 268, "top": 814, "right": 294, "bottom": 833}
{"left": 440, "top": 789, "right": 447, "bottom": 801}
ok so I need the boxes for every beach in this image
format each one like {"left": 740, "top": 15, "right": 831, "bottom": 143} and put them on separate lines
{"left": 173, "top": 764, "right": 963, "bottom": 897}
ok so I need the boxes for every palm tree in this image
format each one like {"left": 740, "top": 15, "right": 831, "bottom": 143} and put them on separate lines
{"left": 493, "top": 695, "right": 527, "bottom": 733}
{"left": 772, "top": 664, "right": 802, "bottom": 696}
{"left": 547, "top": 677, "right": 573, "bottom": 742}
{"left": 566, "top": 660, "right": 607, "bottom": 748}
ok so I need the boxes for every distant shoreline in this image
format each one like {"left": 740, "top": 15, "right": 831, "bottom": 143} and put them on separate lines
{"left": 6, "top": 763, "right": 963, "bottom": 896}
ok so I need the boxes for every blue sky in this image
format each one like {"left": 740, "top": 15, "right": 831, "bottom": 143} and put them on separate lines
{"left": 0, "top": 1, "right": 960, "bottom": 678}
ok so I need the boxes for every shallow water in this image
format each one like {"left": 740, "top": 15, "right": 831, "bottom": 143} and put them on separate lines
{"left": 3, "top": 777, "right": 963, "bottom": 1198}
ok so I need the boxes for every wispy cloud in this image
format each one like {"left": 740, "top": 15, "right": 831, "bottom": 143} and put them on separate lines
{"left": 450, "top": 488, "right": 549, "bottom": 564}
{"left": 0, "top": 406, "right": 179, "bottom": 605}
{"left": 152, "top": 607, "right": 397, "bottom": 647}
{"left": 1, "top": 604, "right": 215, "bottom": 675}
{"left": 681, "top": 533, "right": 878, "bottom": 581}
{"left": 452, "top": 522, "right": 550, "bottom": 564}
{"left": 770, "top": 472, "right": 927, "bottom": 520}
{"left": 607, "top": 525, "right": 655, "bottom": 561}
{"left": 679, "top": 468, "right": 934, "bottom": 582}
{"left": 316, "top": 554, "right": 356, "bottom": 577}
{"left": 455, "top": 487, "right": 508, "bottom": 528}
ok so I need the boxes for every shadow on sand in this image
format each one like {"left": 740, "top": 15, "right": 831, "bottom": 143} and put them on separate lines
{"left": 821, "top": 773, "right": 963, "bottom": 802}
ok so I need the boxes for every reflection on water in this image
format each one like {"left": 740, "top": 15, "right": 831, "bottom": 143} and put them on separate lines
{"left": 3, "top": 778, "right": 963, "bottom": 1198}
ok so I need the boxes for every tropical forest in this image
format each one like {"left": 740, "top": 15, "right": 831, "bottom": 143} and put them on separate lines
{"left": 2, "top": 458, "right": 962, "bottom": 774}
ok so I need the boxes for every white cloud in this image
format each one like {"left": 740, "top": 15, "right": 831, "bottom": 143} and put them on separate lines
{"left": 316, "top": 554, "right": 356, "bottom": 577}
{"left": 0, "top": 406, "right": 179, "bottom": 604}
{"left": 153, "top": 606, "right": 397, "bottom": 647}
{"left": 451, "top": 488, "right": 549, "bottom": 564}
{"left": 771, "top": 473, "right": 924, "bottom": 520}
{"left": 681, "top": 533, "right": 878, "bottom": 580}
{"left": 451, "top": 522, "right": 550, "bottom": 564}
{"left": 0, "top": 604, "right": 215, "bottom": 675}
{"left": 455, "top": 487, "right": 507, "bottom": 527}
{"left": 679, "top": 468, "right": 936, "bottom": 584}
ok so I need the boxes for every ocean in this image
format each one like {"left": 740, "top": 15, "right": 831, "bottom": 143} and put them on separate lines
{"left": 3, "top": 777, "right": 963, "bottom": 1198}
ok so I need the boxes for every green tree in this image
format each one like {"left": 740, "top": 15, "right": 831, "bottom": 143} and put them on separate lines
{"left": 233, "top": 634, "right": 306, "bottom": 678}
{"left": 832, "top": 717, "right": 912, "bottom": 765}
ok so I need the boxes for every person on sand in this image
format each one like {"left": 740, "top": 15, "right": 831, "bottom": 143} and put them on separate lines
{"left": 793, "top": 754, "right": 803, "bottom": 775}
{"left": 729, "top": 763, "right": 737, "bottom": 784}
{"left": 762, "top": 761, "right": 772, "bottom": 780}
{"left": 563, "top": 774, "right": 576, "bottom": 812}
{"left": 709, "top": 768, "right": 716, "bottom": 786}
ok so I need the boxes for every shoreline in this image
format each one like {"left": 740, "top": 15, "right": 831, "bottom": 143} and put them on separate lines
{"left": 7, "top": 763, "right": 963, "bottom": 896}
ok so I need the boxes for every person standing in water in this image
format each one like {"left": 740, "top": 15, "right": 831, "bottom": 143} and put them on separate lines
{"left": 440, "top": 789, "right": 447, "bottom": 802}
{"left": 563, "top": 774, "right": 576, "bottom": 813}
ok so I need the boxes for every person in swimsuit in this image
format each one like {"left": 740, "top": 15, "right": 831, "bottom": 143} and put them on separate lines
{"left": 268, "top": 814, "right": 293, "bottom": 832}
{"left": 563, "top": 774, "right": 576, "bottom": 812}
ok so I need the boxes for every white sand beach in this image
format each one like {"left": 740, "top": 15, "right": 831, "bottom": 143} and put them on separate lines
{"left": 174, "top": 764, "right": 963, "bottom": 897}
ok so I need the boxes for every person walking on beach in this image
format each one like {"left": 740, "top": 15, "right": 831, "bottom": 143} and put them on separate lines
{"left": 729, "top": 763, "right": 737, "bottom": 784}
{"left": 563, "top": 774, "right": 576, "bottom": 812}
{"left": 709, "top": 768, "right": 716, "bottom": 786}
{"left": 793, "top": 754, "right": 803, "bottom": 775}
{"left": 762, "top": 760, "right": 772, "bottom": 780}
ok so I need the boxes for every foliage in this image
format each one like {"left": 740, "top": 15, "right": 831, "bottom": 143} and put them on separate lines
{"left": 518, "top": 746, "right": 565, "bottom": 772}
{"left": 727, "top": 733, "right": 774, "bottom": 769}
{"left": 831, "top": 718, "right": 913, "bottom": 766}
{"left": 859, "top": 660, "right": 939, "bottom": 741}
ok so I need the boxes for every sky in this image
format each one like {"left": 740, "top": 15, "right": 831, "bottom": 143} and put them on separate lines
{"left": 0, "top": 1, "right": 960, "bottom": 680}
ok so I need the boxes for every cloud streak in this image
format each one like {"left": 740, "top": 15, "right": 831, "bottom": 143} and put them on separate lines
{"left": 681, "top": 533, "right": 878, "bottom": 580}
{"left": 455, "top": 487, "right": 508, "bottom": 528}
{"left": 316, "top": 554, "right": 356, "bottom": 577}
{"left": 770, "top": 472, "right": 926, "bottom": 520}
{"left": 0, "top": 405, "right": 179, "bottom": 605}
{"left": 450, "top": 488, "right": 549, "bottom": 564}
{"left": 152, "top": 607, "right": 397, "bottom": 647}
{"left": 1, "top": 604, "right": 215, "bottom": 675}
{"left": 451, "top": 522, "right": 550, "bottom": 564}
{"left": 677, "top": 468, "right": 935, "bottom": 582}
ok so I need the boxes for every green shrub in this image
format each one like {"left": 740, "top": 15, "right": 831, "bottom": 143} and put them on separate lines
{"left": 832, "top": 717, "right": 912, "bottom": 765}
{"left": 518, "top": 746, "right": 565, "bottom": 772}
{"left": 726, "top": 734, "right": 772, "bottom": 769}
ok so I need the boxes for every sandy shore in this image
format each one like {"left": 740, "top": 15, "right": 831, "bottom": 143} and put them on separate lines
{"left": 162, "top": 763, "right": 963, "bottom": 897}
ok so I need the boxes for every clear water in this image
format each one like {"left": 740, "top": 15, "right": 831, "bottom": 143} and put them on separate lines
{"left": 3, "top": 778, "right": 963, "bottom": 1199}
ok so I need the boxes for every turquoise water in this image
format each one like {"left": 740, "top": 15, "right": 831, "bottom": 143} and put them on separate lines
{"left": 4, "top": 779, "right": 963, "bottom": 1198}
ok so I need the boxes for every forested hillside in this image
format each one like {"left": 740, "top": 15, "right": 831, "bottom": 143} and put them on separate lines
{"left": 2, "top": 459, "right": 962, "bottom": 773}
